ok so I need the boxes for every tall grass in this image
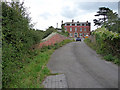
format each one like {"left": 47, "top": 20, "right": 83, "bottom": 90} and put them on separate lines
{"left": 8, "top": 39, "right": 73, "bottom": 88}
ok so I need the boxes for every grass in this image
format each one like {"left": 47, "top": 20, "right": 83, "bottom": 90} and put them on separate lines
{"left": 84, "top": 38, "right": 120, "bottom": 65}
{"left": 8, "top": 39, "right": 73, "bottom": 88}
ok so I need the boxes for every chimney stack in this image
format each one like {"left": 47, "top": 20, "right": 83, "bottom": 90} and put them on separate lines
{"left": 72, "top": 19, "right": 74, "bottom": 23}
{"left": 61, "top": 20, "right": 63, "bottom": 24}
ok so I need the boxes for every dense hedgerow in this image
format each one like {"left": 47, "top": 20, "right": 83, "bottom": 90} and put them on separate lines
{"left": 2, "top": 1, "right": 69, "bottom": 87}
{"left": 2, "top": 2, "right": 45, "bottom": 87}
{"left": 84, "top": 27, "right": 120, "bottom": 65}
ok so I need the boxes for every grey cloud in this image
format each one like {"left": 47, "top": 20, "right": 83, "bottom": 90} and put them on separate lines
{"left": 61, "top": 2, "right": 118, "bottom": 19}
{"left": 76, "top": 2, "right": 118, "bottom": 13}
{"left": 40, "top": 12, "right": 51, "bottom": 19}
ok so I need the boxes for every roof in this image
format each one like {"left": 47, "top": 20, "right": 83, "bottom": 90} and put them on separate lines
{"left": 63, "top": 22, "right": 91, "bottom": 24}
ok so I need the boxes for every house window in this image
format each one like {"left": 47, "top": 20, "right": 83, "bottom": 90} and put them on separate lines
{"left": 80, "top": 28, "right": 82, "bottom": 31}
{"left": 70, "top": 28, "right": 72, "bottom": 31}
{"left": 75, "top": 28, "right": 77, "bottom": 32}
{"left": 79, "top": 33, "right": 82, "bottom": 36}
{"left": 74, "top": 33, "right": 77, "bottom": 37}
{"left": 69, "top": 33, "right": 73, "bottom": 37}
{"left": 84, "top": 28, "right": 86, "bottom": 31}
{"left": 84, "top": 33, "right": 86, "bottom": 37}
{"left": 75, "top": 23, "right": 77, "bottom": 26}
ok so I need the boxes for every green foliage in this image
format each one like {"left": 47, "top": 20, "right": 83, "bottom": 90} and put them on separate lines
{"left": 84, "top": 38, "right": 91, "bottom": 43}
{"left": 94, "top": 7, "right": 111, "bottom": 26}
{"left": 9, "top": 49, "right": 52, "bottom": 88}
{"left": 61, "top": 25, "right": 65, "bottom": 33}
{"left": 2, "top": 2, "right": 44, "bottom": 87}
{"left": 94, "top": 7, "right": 119, "bottom": 33}
{"left": 114, "top": 58, "right": 120, "bottom": 65}
{"left": 42, "top": 26, "right": 56, "bottom": 39}
{"left": 85, "top": 27, "right": 120, "bottom": 65}
{"left": 2, "top": 1, "right": 72, "bottom": 88}
{"left": 104, "top": 54, "right": 114, "bottom": 61}
{"left": 7, "top": 39, "right": 72, "bottom": 88}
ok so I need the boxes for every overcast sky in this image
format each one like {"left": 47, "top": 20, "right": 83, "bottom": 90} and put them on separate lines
{"left": 22, "top": 0, "right": 119, "bottom": 31}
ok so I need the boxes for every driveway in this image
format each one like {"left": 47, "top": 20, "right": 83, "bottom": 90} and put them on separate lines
{"left": 47, "top": 41, "right": 118, "bottom": 88}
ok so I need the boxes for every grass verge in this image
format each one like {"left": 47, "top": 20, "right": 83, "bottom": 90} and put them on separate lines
{"left": 8, "top": 39, "right": 73, "bottom": 88}
{"left": 84, "top": 38, "right": 120, "bottom": 65}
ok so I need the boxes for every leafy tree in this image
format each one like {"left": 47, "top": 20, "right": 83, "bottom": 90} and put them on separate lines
{"left": 93, "top": 7, "right": 111, "bottom": 26}
{"left": 105, "top": 11, "right": 119, "bottom": 33}
{"left": 94, "top": 7, "right": 120, "bottom": 33}
{"left": 2, "top": 1, "right": 44, "bottom": 87}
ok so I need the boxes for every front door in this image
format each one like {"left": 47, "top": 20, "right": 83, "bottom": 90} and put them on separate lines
{"left": 74, "top": 33, "right": 77, "bottom": 37}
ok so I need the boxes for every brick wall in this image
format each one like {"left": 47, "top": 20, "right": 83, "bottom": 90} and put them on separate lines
{"left": 32, "top": 33, "right": 68, "bottom": 49}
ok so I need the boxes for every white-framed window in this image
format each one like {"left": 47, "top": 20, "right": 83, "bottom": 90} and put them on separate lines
{"left": 65, "top": 27, "right": 67, "bottom": 32}
{"left": 75, "top": 28, "right": 77, "bottom": 32}
{"left": 70, "top": 28, "right": 72, "bottom": 31}
{"left": 79, "top": 33, "right": 82, "bottom": 36}
{"left": 69, "top": 33, "right": 73, "bottom": 37}
{"left": 84, "top": 33, "right": 86, "bottom": 36}
{"left": 80, "top": 28, "right": 82, "bottom": 31}
{"left": 75, "top": 23, "right": 77, "bottom": 26}
{"left": 84, "top": 28, "right": 86, "bottom": 31}
{"left": 74, "top": 33, "right": 77, "bottom": 37}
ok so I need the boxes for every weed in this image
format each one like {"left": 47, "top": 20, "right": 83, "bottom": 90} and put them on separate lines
{"left": 104, "top": 54, "right": 114, "bottom": 61}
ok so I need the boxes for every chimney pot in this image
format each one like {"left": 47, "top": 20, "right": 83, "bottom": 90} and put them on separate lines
{"left": 72, "top": 19, "right": 74, "bottom": 23}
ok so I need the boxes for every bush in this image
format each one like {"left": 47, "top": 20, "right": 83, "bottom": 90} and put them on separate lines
{"left": 85, "top": 27, "right": 120, "bottom": 65}
{"left": 114, "top": 58, "right": 120, "bottom": 65}
{"left": 104, "top": 54, "right": 114, "bottom": 61}
{"left": 2, "top": 2, "right": 44, "bottom": 87}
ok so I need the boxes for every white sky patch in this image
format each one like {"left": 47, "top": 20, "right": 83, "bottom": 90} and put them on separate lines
{"left": 21, "top": 0, "right": 119, "bottom": 31}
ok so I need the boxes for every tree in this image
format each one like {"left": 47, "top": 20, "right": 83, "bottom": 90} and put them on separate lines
{"left": 94, "top": 7, "right": 120, "bottom": 33}
{"left": 105, "top": 11, "right": 119, "bottom": 33}
{"left": 2, "top": 1, "right": 44, "bottom": 87}
{"left": 93, "top": 7, "right": 111, "bottom": 26}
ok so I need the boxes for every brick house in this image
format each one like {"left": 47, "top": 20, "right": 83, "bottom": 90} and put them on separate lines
{"left": 61, "top": 20, "right": 91, "bottom": 38}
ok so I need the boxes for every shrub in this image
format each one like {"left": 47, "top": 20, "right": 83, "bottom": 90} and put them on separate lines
{"left": 104, "top": 54, "right": 114, "bottom": 61}
{"left": 114, "top": 58, "right": 120, "bottom": 65}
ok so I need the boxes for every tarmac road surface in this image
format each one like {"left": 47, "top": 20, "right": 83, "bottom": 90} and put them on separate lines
{"left": 47, "top": 41, "right": 118, "bottom": 88}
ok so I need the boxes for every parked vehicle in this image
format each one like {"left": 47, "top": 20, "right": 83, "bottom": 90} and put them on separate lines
{"left": 76, "top": 37, "right": 81, "bottom": 41}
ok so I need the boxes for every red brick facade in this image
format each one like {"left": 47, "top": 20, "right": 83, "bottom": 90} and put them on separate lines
{"left": 62, "top": 20, "right": 91, "bottom": 38}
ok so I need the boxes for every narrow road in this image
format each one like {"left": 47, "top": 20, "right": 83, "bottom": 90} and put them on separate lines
{"left": 47, "top": 41, "right": 118, "bottom": 88}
